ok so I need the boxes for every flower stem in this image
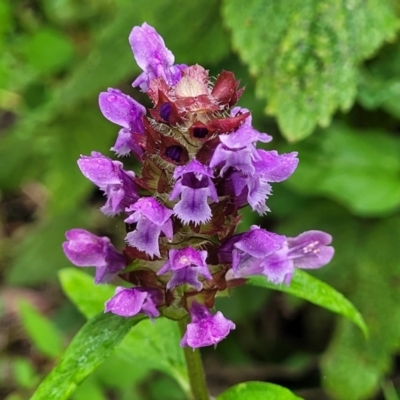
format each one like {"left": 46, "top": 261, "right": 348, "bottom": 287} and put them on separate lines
{"left": 178, "top": 317, "right": 210, "bottom": 400}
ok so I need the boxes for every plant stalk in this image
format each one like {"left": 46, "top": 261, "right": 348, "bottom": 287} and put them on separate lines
{"left": 178, "top": 317, "right": 210, "bottom": 400}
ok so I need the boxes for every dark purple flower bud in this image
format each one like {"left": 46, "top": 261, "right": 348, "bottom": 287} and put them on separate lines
{"left": 166, "top": 145, "right": 183, "bottom": 163}
{"left": 124, "top": 197, "right": 173, "bottom": 258}
{"left": 157, "top": 247, "right": 211, "bottom": 290}
{"left": 170, "top": 160, "right": 218, "bottom": 225}
{"left": 63, "top": 229, "right": 125, "bottom": 284}
{"left": 129, "top": 23, "right": 186, "bottom": 92}
{"left": 193, "top": 126, "right": 208, "bottom": 139}
{"left": 159, "top": 102, "right": 172, "bottom": 121}
{"left": 105, "top": 286, "right": 161, "bottom": 318}
{"left": 180, "top": 302, "right": 235, "bottom": 348}
{"left": 78, "top": 152, "right": 139, "bottom": 216}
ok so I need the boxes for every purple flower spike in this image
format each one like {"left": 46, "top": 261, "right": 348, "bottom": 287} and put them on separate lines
{"left": 63, "top": 229, "right": 125, "bottom": 284}
{"left": 129, "top": 23, "right": 186, "bottom": 92}
{"left": 180, "top": 302, "right": 235, "bottom": 348}
{"left": 124, "top": 197, "right": 173, "bottom": 257}
{"left": 170, "top": 160, "right": 218, "bottom": 225}
{"left": 105, "top": 287, "right": 161, "bottom": 318}
{"left": 157, "top": 247, "right": 211, "bottom": 290}
{"left": 78, "top": 152, "right": 139, "bottom": 216}
{"left": 99, "top": 88, "right": 146, "bottom": 157}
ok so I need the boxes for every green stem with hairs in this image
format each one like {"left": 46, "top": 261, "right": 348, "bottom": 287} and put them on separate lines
{"left": 178, "top": 317, "right": 210, "bottom": 400}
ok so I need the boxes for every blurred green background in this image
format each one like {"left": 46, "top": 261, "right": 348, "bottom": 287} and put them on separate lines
{"left": 1, "top": 0, "right": 400, "bottom": 399}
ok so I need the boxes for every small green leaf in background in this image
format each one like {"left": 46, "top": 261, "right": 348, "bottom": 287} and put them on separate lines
{"left": 18, "top": 301, "right": 64, "bottom": 359}
{"left": 222, "top": 0, "right": 399, "bottom": 140}
{"left": 217, "top": 381, "right": 303, "bottom": 400}
{"left": 22, "top": 28, "right": 75, "bottom": 74}
{"left": 59, "top": 268, "right": 115, "bottom": 318}
{"left": 247, "top": 270, "right": 368, "bottom": 337}
{"left": 12, "top": 358, "right": 40, "bottom": 389}
{"left": 285, "top": 123, "right": 400, "bottom": 216}
{"left": 31, "top": 312, "right": 144, "bottom": 400}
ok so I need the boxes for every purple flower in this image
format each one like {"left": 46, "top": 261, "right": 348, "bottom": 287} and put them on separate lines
{"left": 157, "top": 247, "right": 211, "bottom": 290}
{"left": 62, "top": 229, "right": 125, "bottom": 284}
{"left": 209, "top": 108, "right": 272, "bottom": 176}
{"left": 180, "top": 302, "right": 235, "bottom": 348}
{"left": 129, "top": 23, "right": 186, "bottom": 92}
{"left": 170, "top": 160, "right": 218, "bottom": 225}
{"left": 228, "top": 150, "right": 298, "bottom": 215}
{"left": 124, "top": 197, "right": 173, "bottom": 258}
{"left": 99, "top": 88, "right": 146, "bottom": 157}
{"left": 78, "top": 152, "right": 139, "bottom": 216}
{"left": 224, "top": 227, "right": 334, "bottom": 284}
{"left": 105, "top": 286, "right": 161, "bottom": 318}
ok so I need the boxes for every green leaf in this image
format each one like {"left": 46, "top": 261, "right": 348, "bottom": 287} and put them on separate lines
{"left": 31, "top": 312, "right": 144, "bottom": 400}
{"left": 285, "top": 123, "right": 400, "bottom": 216}
{"left": 22, "top": 28, "right": 74, "bottom": 74}
{"left": 222, "top": 0, "right": 399, "bottom": 140}
{"left": 247, "top": 270, "right": 368, "bottom": 337}
{"left": 59, "top": 268, "right": 189, "bottom": 395}
{"left": 116, "top": 318, "right": 189, "bottom": 394}
{"left": 59, "top": 268, "right": 115, "bottom": 318}
{"left": 217, "top": 381, "right": 303, "bottom": 400}
{"left": 18, "top": 301, "right": 64, "bottom": 359}
{"left": 12, "top": 358, "right": 40, "bottom": 389}
{"left": 358, "top": 41, "right": 400, "bottom": 118}
{"left": 320, "top": 215, "right": 400, "bottom": 399}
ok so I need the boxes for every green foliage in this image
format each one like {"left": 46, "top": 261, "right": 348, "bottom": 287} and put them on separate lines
{"left": 222, "top": 0, "right": 399, "bottom": 140}
{"left": 18, "top": 301, "right": 64, "bottom": 358}
{"left": 59, "top": 268, "right": 189, "bottom": 395}
{"left": 320, "top": 215, "right": 400, "bottom": 399}
{"left": 247, "top": 270, "right": 367, "bottom": 337}
{"left": 217, "top": 381, "right": 303, "bottom": 399}
{"left": 285, "top": 123, "right": 400, "bottom": 216}
{"left": 31, "top": 312, "right": 144, "bottom": 400}
{"left": 59, "top": 268, "right": 115, "bottom": 318}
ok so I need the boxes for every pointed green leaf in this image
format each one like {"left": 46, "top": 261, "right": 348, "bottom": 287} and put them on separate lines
{"left": 59, "top": 268, "right": 115, "bottom": 319}
{"left": 222, "top": 0, "right": 399, "bottom": 140}
{"left": 59, "top": 268, "right": 189, "bottom": 395}
{"left": 31, "top": 312, "right": 144, "bottom": 400}
{"left": 247, "top": 270, "right": 367, "bottom": 337}
{"left": 18, "top": 301, "right": 64, "bottom": 359}
{"left": 217, "top": 381, "right": 303, "bottom": 400}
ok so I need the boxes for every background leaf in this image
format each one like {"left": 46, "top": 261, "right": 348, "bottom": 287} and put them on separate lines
{"left": 18, "top": 301, "right": 64, "bottom": 358}
{"left": 217, "top": 381, "right": 303, "bottom": 400}
{"left": 31, "top": 312, "right": 144, "bottom": 400}
{"left": 222, "top": 0, "right": 399, "bottom": 140}
{"left": 247, "top": 270, "right": 368, "bottom": 337}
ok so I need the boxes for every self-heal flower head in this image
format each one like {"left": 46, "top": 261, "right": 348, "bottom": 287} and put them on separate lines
{"left": 124, "top": 197, "right": 173, "bottom": 258}
{"left": 99, "top": 88, "right": 146, "bottom": 157}
{"left": 63, "top": 229, "right": 125, "bottom": 284}
{"left": 157, "top": 247, "right": 211, "bottom": 290}
{"left": 78, "top": 152, "right": 139, "bottom": 216}
{"left": 130, "top": 23, "right": 186, "bottom": 92}
{"left": 170, "top": 160, "right": 219, "bottom": 225}
{"left": 181, "top": 302, "right": 236, "bottom": 349}
{"left": 105, "top": 286, "right": 161, "bottom": 318}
